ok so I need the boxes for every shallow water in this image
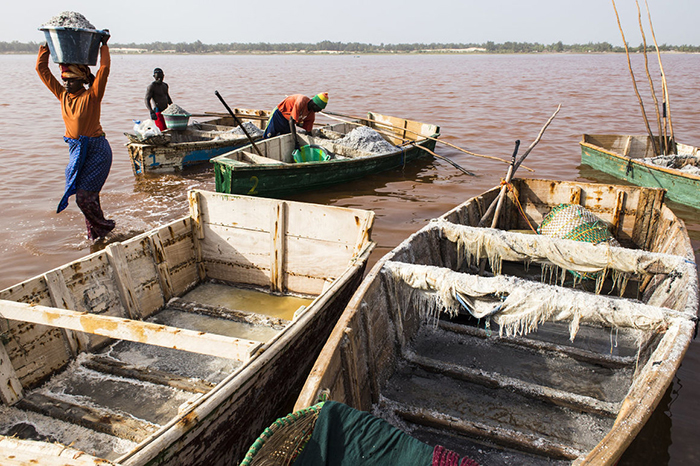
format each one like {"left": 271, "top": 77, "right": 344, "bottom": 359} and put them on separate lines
{"left": 1, "top": 52, "right": 699, "bottom": 464}
{"left": 180, "top": 282, "right": 312, "bottom": 322}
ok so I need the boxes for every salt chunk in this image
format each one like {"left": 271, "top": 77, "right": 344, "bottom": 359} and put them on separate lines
{"left": 42, "top": 11, "right": 96, "bottom": 30}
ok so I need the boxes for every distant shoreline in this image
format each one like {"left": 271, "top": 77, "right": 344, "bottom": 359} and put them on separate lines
{"left": 3, "top": 40, "right": 700, "bottom": 55}
{"left": 1, "top": 50, "right": 696, "bottom": 56}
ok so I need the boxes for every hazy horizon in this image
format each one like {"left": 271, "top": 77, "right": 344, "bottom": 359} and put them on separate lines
{"left": 3, "top": 1, "right": 699, "bottom": 47}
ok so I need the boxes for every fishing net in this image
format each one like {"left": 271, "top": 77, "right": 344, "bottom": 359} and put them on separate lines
{"left": 383, "top": 261, "right": 669, "bottom": 341}
{"left": 538, "top": 204, "right": 619, "bottom": 246}
{"left": 537, "top": 204, "right": 619, "bottom": 280}
{"left": 240, "top": 402, "right": 325, "bottom": 466}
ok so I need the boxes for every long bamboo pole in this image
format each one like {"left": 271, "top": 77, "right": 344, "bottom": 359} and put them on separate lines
{"left": 645, "top": 0, "right": 675, "bottom": 153}
{"left": 636, "top": 0, "right": 662, "bottom": 155}
{"left": 478, "top": 105, "right": 561, "bottom": 227}
{"left": 490, "top": 140, "right": 520, "bottom": 229}
{"left": 611, "top": 0, "right": 658, "bottom": 155}
{"left": 321, "top": 112, "right": 475, "bottom": 176}
{"left": 321, "top": 110, "right": 535, "bottom": 172}
{"left": 513, "top": 104, "right": 561, "bottom": 172}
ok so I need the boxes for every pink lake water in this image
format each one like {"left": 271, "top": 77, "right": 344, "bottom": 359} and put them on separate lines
{"left": 0, "top": 52, "right": 699, "bottom": 464}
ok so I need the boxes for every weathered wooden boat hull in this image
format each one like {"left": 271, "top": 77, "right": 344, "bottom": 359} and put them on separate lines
{"left": 126, "top": 262, "right": 368, "bottom": 466}
{"left": 128, "top": 109, "right": 270, "bottom": 175}
{"left": 294, "top": 179, "right": 698, "bottom": 465}
{"left": 580, "top": 134, "right": 700, "bottom": 208}
{"left": 213, "top": 112, "right": 440, "bottom": 196}
{"left": 0, "top": 191, "right": 375, "bottom": 465}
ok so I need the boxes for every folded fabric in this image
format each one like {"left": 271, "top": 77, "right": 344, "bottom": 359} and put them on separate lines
{"left": 293, "top": 401, "right": 479, "bottom": 466}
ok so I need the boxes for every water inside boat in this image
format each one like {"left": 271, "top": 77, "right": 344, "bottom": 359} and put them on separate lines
{"left": 0, "top": 281, "right": 311, "bottom": 461}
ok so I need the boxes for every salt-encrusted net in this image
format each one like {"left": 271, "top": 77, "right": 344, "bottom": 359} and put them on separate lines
{"left": 383, "top": 261, "right": 669, "bottom": 341}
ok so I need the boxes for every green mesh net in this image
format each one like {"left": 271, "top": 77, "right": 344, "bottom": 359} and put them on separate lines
{"left": 537, "top": 204, "right": 619, "bottom": 279}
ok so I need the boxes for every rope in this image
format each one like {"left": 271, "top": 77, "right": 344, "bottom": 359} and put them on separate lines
{"left": 500, "top": 181, "right": 538, "bottom": 234}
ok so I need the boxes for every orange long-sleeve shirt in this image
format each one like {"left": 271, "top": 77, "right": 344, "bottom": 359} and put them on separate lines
{"left": 277, "top": 94, "right": 315, "bottom": 132}
{"left": 36, "top": 44, "right": 110, "bottom": 139}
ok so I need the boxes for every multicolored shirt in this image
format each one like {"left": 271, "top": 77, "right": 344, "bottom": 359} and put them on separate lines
{"left": 276, "top": 94, "right": 315, "bottom": 132}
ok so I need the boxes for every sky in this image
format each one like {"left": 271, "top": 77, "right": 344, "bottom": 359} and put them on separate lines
{"left": 2, "top": 0, "right": 699, "bottom": 46}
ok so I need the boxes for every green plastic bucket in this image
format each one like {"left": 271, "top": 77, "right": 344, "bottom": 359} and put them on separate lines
{"left": 292, "top": 145, "right": 330, "bottom": 163}
{"left": 163, "top": 114, "right": 191, "bottom": 130}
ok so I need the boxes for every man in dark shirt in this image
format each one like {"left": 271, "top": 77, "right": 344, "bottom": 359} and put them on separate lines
{"left": 145, "top": 68, "right": 172, "bottom": 130}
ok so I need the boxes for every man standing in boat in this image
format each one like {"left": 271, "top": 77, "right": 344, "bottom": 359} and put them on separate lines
{"left": 263, "top": 93, "right": 328, "bottom": 143}
{"left": 145, "top": 67, "right": 172, "bottom": 131}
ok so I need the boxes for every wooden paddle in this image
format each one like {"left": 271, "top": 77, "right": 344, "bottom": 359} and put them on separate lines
{"left": 214, "top": 91, "right": 264, "bottom": 156}
{"left": 321, "top": 110, "right": 534, "bottom": 172}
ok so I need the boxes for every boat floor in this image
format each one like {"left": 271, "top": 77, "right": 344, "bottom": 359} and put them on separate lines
{"left": 0, "top": 281, "right": 309, "bottom": 461}
{"left": 377, "top": 318, "right": 640, "bottom": 463}
{"left": 406, "top": 423, "right": 570, "bottom": 466}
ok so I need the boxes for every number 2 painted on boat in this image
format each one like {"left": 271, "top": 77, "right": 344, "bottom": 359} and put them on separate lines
{"left": 248, "top": 176, "right": 259, "bottom": 195}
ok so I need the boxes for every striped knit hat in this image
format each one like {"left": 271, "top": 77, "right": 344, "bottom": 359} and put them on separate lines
{"left": 312, "top": 92, "right": 329, "bottom": 110}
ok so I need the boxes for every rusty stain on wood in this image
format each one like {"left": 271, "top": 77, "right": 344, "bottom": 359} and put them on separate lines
{"left": 0, "top": 189, "right": 376, "bottom": 465}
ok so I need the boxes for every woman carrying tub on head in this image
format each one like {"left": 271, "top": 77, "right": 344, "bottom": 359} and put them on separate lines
{"left": 35, "top": 31, "right": 115, "bottom": 240}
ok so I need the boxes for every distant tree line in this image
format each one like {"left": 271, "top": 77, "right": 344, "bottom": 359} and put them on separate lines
{"left": 2, "top": 40, "right": 699, "bottom": 54}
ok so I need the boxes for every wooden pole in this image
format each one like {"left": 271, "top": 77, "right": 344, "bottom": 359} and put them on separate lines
{"left": 192, "top": 112, "right": 268, "bottom": 121}
{"left": 477, "top": 140, "right": 520, "bottom": 275}
{"left": 645, "top": 0, "right": 675, "bottom": 153}
{"left": 321, "top": 112, "right": 475, "bottom": 176}
{"left": 611, "top": 0, "right": 658, "bottom": 156}
{"left": 321, "top": 110, "right": 535, "bottom": 172}
{"left": 214, "top": 91, "right": 264, "bottom": 157}
{"left": 636, "top": 0, "right": 662, "bottom": 155}
{"left": 490, "top": 140, "right": 520, "bottom": 229}
{"left": 513, "top": 104, "right": 561, "bottom": 172}
{"left": 410, "top": 143, "right": 476, "bottom": 176}
{"left": 478, "top": 105, "right": 561, "bottom": 227}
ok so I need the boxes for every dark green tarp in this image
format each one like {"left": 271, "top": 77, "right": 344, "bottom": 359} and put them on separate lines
{"left": 293, "top": 401, "right": 433, "bottom": 466}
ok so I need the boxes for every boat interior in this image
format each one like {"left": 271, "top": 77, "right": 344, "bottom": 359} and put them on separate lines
{"left": 0, "top": 190, "right": 372, "bottom": 462}
{"left": 0, "top": 283, "right": 305, "bottom": 460}
{"left": 216, "top": 112, "right": 439, "bottom": 166}
{"left": 128, "top": 111, "right": 269, "bottom": 146}
{"left": 297, "top": 179, "right": 697, "bottom": 465}
{"left": 167, "top": 114, "right": 268, "bottom": 144}
{"left": 219, "top": 121, "right": 411, "bottom": 166}
{"left": 583, "top": 134, "right": 700, "bottom": 165}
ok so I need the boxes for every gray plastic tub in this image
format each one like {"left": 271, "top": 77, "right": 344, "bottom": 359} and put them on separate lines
{"left": 40, "top": 27, "right": 108, "bottom": 65}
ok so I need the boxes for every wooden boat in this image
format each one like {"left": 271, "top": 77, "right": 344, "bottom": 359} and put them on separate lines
{"left": 294, "top": 178, "right": 698, "bottom": 465}
{"left": 126, "top": 109, "right": 271, "bottom": 175}
{"left": 0, "top": 190, "right": 375, "bottom": 465}
{"left": 212, "top": 112, "right": 440, "bottom": 196}
{"left": 580, "top": 134, "right": 700, "bottom": 208}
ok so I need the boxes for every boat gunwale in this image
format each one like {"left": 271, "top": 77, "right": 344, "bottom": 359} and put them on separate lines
{"left": 580, "top": 135, "right": 700, "bottom": 182}
{"left": 212, "top": 111, "right": 440, "bottom": 169}
{"left": 212, "top": 133, "right": 439, "bottom": 170}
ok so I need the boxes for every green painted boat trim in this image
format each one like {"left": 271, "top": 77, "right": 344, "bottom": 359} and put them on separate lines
{"left": 580, "top": 134, "right": 700, "bottom": 209}
{"left": 213, "top": 113, "right": 440, "bottom": 197}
